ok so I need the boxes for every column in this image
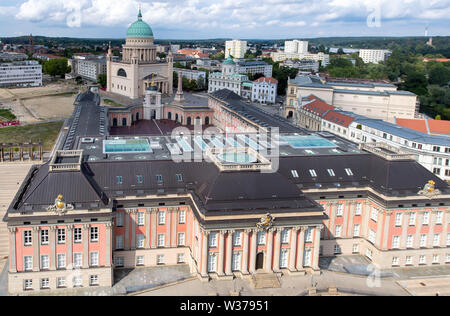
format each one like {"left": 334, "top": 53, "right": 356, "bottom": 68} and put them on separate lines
{"left": 171, "top": 208, "right": 177, "bottom": 247}
{"left": 166, "top": 209, "right": 171, "bottom": 247}
{"left": 242, "top": 229, "right": 250, "bottom": 274}
{"left": 328, "top": 202, "right": 336, "bottom": 240}
{"left": 67, "top": 225, "right": 73, "bottom": 269}
{"left": 346, "top": 202, "right": 354, "bottom": 237}
{"left": 225, "top": 230, "right": 234, "bottom": 275}
{"left": 249, "top": 230, "right": 257, "bottom": 274}
{"left": 273, "top": 228, "right": 282, "bottom": 272}
{"left": 125, "top": 210, "right": 130, "bottom": 250}
{"left": 296, "top": 227, "right": 305, "bottom": 270}
{"left": 361, "top": 201, "right": 370, "bottom": 237}
{"left": 32, "top": 226, "right": 40, "bottom": 271}
{"left": 382, "top": 211, "right": 392, "bottom": 250}
{"left": 105, "top": 223, "right": 112, "bottom": 266}
{"left": 82, "top": 224, "right": 90, "bottom": 268}
{"left": 50, "top": 226, "right": 57, "bottom": 270}
{"left": 201, "top": 231, "right": 209, "bottom": 277}
{"left": 289, "top": 227, "right": 299, "bottom": 272}
{"left": 312, "top": 225, "right": 322, "bottom": 271}
{"left": 265, "top": 229, "right": 274, "bottom": 272}
{"left": 186, "top": 209, "right": 191, "bottom": 247}
{"left": 217, "top": 230, "right": 225, "bottom": 276}
{"left": 8, "top": 227, "right": 17, "bottom": 273}
{"left": 376, "top": 209, "right": 384, "bottom": 248}
{"left": 151, "top": 209, "right": 157, "bottom": 248}
{"left": 131, "top": 210, "right": 137, "bottom": 250}
{"left": 146, "top": 209, "right": 151, "bottom": 249}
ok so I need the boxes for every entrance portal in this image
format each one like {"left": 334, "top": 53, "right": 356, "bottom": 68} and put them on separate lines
{"left": 256, "top": 252, "right": 264, "bottom": 270}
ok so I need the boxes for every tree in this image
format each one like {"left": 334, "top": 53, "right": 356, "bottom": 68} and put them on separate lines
{"left": 337, "top": 48, "right": 344, "bottom": 55}
{"left": 403, "top": 71, "right": 428, "bottom": 96}
{"left": 97, "top": 74, "right": 107, "bottom": 88}
{"left": 43, "top": 58, "right": 71, "bottom": 78}
{"left": 428, "top": 65, "right": 450, "bottom": 86}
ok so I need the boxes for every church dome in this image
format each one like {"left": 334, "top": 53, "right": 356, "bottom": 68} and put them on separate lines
{"left": 126, "top": 9, "right": 154, "bottom": 38}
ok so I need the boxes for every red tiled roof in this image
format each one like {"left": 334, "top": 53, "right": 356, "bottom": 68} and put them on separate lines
{"left": 396, "top": 118, "right": 450, "bottom": 135}
{"left": 302, "top": 96, "right": 335, "bottom": 117}
{"left": 254, "top": 77, "right": 278, "bottom": 84}
{"left": 323, "top": 110, "right": 355, "bottom": 127}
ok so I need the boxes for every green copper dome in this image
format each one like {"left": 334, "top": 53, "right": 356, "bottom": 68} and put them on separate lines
{"left": 126, "top": 9, "right": 154, "bottom": 38}
{"left": 222, "top": 55, "right": 235, "bottom": 65}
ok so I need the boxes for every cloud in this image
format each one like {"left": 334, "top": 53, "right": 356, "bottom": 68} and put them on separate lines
{"left": 8, "top": 0, "right": 450, "bottom": 37}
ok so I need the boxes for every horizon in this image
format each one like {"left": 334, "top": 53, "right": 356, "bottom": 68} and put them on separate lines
{"left": 0, "top": 0, "right": 449, "bottom": 39}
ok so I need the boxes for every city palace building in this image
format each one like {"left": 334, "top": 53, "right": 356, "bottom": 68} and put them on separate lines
{"left": 3, "top": 93, "right": 450, "bottom": 294}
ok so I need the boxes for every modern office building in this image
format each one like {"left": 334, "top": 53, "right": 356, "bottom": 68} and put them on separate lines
{"left": 0, "top": 60, "right": 42, "bottom": 88}
{"left": 235, "top": 60, "right": 273, "bottom": 77}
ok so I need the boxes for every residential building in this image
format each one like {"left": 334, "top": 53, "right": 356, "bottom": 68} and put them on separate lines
{"left": 174, "top": 67, "right": 206, "bottom": 87}
{"left": 0, "top": 52, "right": 28, "bottom": 62}
{"left": 359, "top": 49, "right": 392, "bottom": 64}
{"left": 271, "top": 51, "right": 330, "bottom": 67}
{"left": 251, "top": 77, "right": 278, "bottom": 104}
{"left": 235, "top": 60, "right": 273, "bottom": 77}
{"left": 282, "top": 60, "right": 319, "bottom": 73}
{"left": 72, "top": 58, "right": 107, "bottom": 82}
{"left": 284, "top": 40, "right": 308, "bottom": 54}
{"left": 0, "top": 60, "right": 42, "bottom": 88}
{"left": 225, "top": 40, "right": 247, "bottom": 59}
{"left": 208, "top": 56, "right": 250, "bottom": 97}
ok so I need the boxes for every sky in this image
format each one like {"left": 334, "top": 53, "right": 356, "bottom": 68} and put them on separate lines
{"left": 0, "top": 0, "right": 449, "bottom": 39}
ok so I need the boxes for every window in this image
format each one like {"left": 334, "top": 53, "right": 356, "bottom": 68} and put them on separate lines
{"left": 40, "top": 230, "right": 49, "bottom": 245}
{"left": 115, "top": 257, "right": 124, "bottom": 267}
{"left": 405, "top": 256, "right": 412, "bottom": 265}
{"left": 291, "top": 170, "right": 299, "bottom": 178}
{"left": 368, "top": 229, "right": 376, "bottom": 244}
{"left": 280, "top": 229, "right": 290, "bottom": 244}
{"left": 116, "top": 176, "right": 123, "bottom": 184}
{"left": 409, "top": 213, "right": 416, "bottom": 226}
{"left": 365, "top": 249, "right": 373, "bottom": 260}
{"left": 335, "top": 225, "right": 342, "bottom": 238}
{"left": 157, "top": 255, "right": 165, "bottom": 265}
{"left": 355, "top": 203, "right": 362, "bottom": 216}
{"left": 436, "top": 211, "right": 443, "bottom": 224}
{"left": 115, "top": 235, "right": 124, "bottom": 250}
{"left": 41, "top": 278, "right": 49, "bottom": 289}
{"left": 309, "top": 169, "right": 317, "bottom": 177}
{"left": 24, "top": 230, "right": 32, "bottom": 246}
{"left": 352, "top": 244, "right": 359, "bottom": 253}
{"left": 41, "top": 255, "right": 49, "bottom": 270}
{"left": 345, "top": 168, "right": 353, "bottom": 176}
{"left": 90, "top": 227, "right": 99, "bottom": 242}
{"left": 419, "top": 255, "right": 426, "bottom": 265}
{"left": 157, "top": 234, "right": 165, "bottom": 247}
{"left": 446, "top": 254, "right": 450, "bottom": 263}
{"left": 57, "top": 277, "right": 66, "bottom": 288}
{"left": 176, "top": 174, "right": 183, "bottom": 182}
{"left": 57, "top": 254, "right": 66, "bottom": 269}
{"left": 447, "top": 233, "right": 450, "bottom": 246}
{"left": 353, "top": 224, "right": 360, "bottom": 237}
{"left": 136, "top": 175, "right": 143, "bottom": 184}
{"left": 303, "top": 249, "right": 312, "bottom": 267}
{"left": 392, "top": 257, "right": 399, "bottom": 266}
{"left": 257, "top": 231, "right": 266, "bottom": 245}
{"left": 336, "top": 204, "right": 344, "bottom": 217}
{"left": 24, "top": 256, "right": 33, "bottom": 271}
{"left": 432, "top": 254, "right": 439, "bottom": 264}
{"left": 137, "top": 256, "right": 144, "bottom": 266}
{"left": 207, "top": 253, "right": 217, "bottom": 272}
{"left": 156, "top": 174, "right": 163, "bottom": 183}
{"left": 406, "top": 235, "right": 414, "bottom": 248}
{"left": 24, "top": 279, "right": 33, "bottom": 290}
{"left": 422, "top": 212, "right": 430, "bottom": 225}
{"left": 74, "top": 228, "right": 82, "bottom": 243}
{"left": 392, "top": 236, "right": 400, "bottom": 249}
{"left": 232, "top": 252, "right": 242, "bottom": 271}
{"left": 90, "top": 275, "right": 99, "bottom": 286}
{"left": 420, "top": 234, "right": 427, "bottom": 247}
{"left": 89, "top": 252, "right": 99, "bottom": 267}
{"left": 116, "top": 213, "right": 124, "bottom": 227}
{"left": 208, "top": 232, "right": 218, "bottom": 248}
{"left": 370, "top": 208, "right": 378, "bottom": 222}
{"left": 327, "top": 169, "right": 335, "bottom": 177}
{"left": 233, "top": 231, "right": 242, "bottom": 246}
{"left": 178, "top": 233, "right": 185, "bottom": 246}
{"left": 137, "top": 234, "right": 145, "bottom": 248}
{"left": 280, "top": 250, "right": 289, "bottom": 269}
{"left": 305, "top": 228, "right": 313, "bottom": 243}
{"left": 73, "top": 276, "right": 82, "bottom": 287}
{"left": 137, "top": 212, "right": 145, "bottom": 226}
{"left": 179, "top": 210, "right": 186, "bottom": 224}
{"left": 395, "top": 213, "right": 402, "bottom": 226}
{"left": 158, "top": 211, "right": 165, "bottom": 225}
{"left": 74, "top": 253, "right": 82, "bottom": 268}
{"left": 433, "top": 234, "right": 440, "bottom": 247}
{"left": 177, "top": 253, "right": 185, "bottom": 263}
{"left": 57, "top": 228, "right": 66, "bottom": 244}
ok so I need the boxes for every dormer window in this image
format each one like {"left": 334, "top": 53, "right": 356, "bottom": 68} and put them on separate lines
{"left": 309, "top": 169, "right": 317, "bottom": 177}
{"left": 156, "top": 174, "right": 163, "bottom": 183}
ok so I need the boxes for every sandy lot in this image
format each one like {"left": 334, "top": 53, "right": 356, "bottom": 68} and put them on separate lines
{"left": 0, "top": 83, "right": 78, "bottom": 123}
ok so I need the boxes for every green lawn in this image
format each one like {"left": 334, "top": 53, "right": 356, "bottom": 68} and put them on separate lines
{"left": 0, "top": 109, "right": 17, "bottom": 121}
{"left": 0, "top": 121, "right": 63, "bottom": 150}
{"left": 103, "top": 98, "right": 124, "bottom": 107}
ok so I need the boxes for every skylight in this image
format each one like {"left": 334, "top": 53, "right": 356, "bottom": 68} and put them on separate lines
{"left": 327, "top": 169, "right": 335, "bottom": 177}
{"left": 345, "top": 168, "right": 354, "bottom": 176}
{"left": 291, "top": 170, "right": 299, "bottom": 178}
{"left": 309, "top": 169, "right": 317, "bottom": 177}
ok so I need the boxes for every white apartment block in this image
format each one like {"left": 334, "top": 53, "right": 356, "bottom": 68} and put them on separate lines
{"left": 0, "top": 60, "right": 42, "bottom": 88}
{"left": 174, "top": 67, "right": 206, "bottom": 86}
{"left": 251, "top": 77, "right": 278, "bottom": 104}
{"left": 359, "top": 49, "right": 392, "bottom": 64}
{"left": 208, "top": 72, "right": 249, "bottom": 96}
{"left": 75, "top": 59, "right": 107, "bottom": 82}
{"left": 225, "top": 40, "right": 247, "bottom": 59}
{"left": 271, "top": 51, "right": 330, "bottom": 67}
{"left": 284, "top": 40, "right": 308, "bottom": 54}
{"left": 235, "top": 60, "right": 273, "bottom": 77}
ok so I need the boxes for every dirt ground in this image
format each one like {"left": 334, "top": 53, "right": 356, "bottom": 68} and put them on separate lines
{"left": 0, "top": 82, "right": 79, "bottom": 123}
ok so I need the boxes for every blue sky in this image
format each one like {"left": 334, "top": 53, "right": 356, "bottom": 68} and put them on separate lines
{"left": 0, "top": 0, "right": 449, "bottom": 39}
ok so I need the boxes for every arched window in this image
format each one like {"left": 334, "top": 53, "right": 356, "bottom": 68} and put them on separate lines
{"left": 175, "top": 114, "right": 179, "bottom": 122}
{"left": 187, "top": 117, "right": 192, "bottom": 126}
{"left": 168, "top": 112, "right": 172, "bottom": 120}
{"left": 205, "top": 117, "right": 210, "bottom": 125}
{"left": 122, "top": 118, "right": 127, "bottom": 126}
{"left": 113, "top": 118, "right": 118, "bottom": 127}
{"left": 136, "top": 112, "right": 140, "bottom": 121}
{"left": 117, "top": 69, "right": 127, "bottom": 77}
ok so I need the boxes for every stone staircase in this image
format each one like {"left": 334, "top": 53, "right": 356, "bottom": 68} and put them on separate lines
{"left": 0, "top": 163, "right": 35, "bottom": 258}
{"left": 251, "top": 272, "right": 281, "bottom": 289}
